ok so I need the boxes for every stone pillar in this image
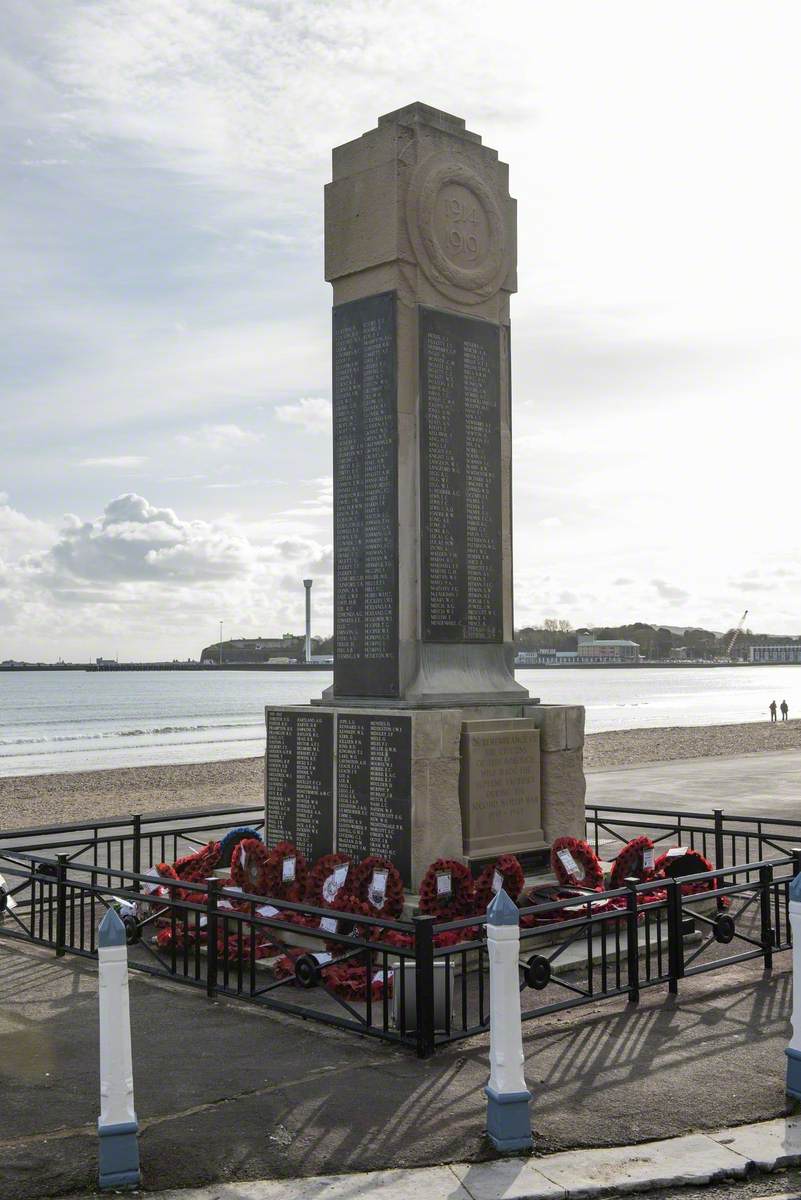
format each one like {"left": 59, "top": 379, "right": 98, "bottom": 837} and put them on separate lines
{"left": 323, "top": 103, "right": 528, "bottom": 707}
{"left": 264, "top": 107, "right": 588, "bottom": 889}
{"left": 524, "top": 704, "right": 586, "bottom": 842}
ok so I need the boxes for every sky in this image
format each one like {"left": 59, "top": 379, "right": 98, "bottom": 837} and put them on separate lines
{"left": 2, "top": 0, "right": 801, "bottom": 661}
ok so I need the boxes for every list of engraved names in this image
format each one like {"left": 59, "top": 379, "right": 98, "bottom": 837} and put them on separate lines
{"left": 420, "top": 307, "right": 503, "bottom": 643}
{"left": 265, "top": 710, "right": 333, "bottom": 863}
{"left": 336, "top": 714, "right": 412, "bottom": 885}
{"left": 332, "top": 293, "right": 398, "bottom": 696}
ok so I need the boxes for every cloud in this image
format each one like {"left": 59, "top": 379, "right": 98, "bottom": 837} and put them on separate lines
{"left": 613, "top": 577, "right": 634, "bottom": 586}
{"left": 539, "top": 516, "right": 562, "bottom": 529}
{"left": 0, "top": 491, "right": 336, "bottom": 659}
{"left": 652, "top": 579, "right": 691, "bottom": 604}
{"left": 275, "top": 397, "right": 330, "bottom": 435}
{"left": 78, "top": 456, "right": 148, "bottom": 468}
{"left": 0, "top": 494, "right": 53, "bottom": 558}
{"left": 38, "top": 493, "right": 254, "bottom": 584}
{"left": 176, "top": 424, "right": 260, "bottom": 451}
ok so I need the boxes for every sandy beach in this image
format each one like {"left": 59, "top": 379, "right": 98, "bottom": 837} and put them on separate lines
{"left": 1, "top": 718, "right": 800, "bottom": 832}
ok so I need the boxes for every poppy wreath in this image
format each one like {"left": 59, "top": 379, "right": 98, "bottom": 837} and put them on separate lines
{"left": 372, "top": 926, "right": 478, "bottom": 952}
{"left": 326, "top": 961, "right": 390, "bottom": 1001}
{"left": 474, "top": 854, "right": 525, "bottom": 913}
{"left": 260, "top": 841, "right": 308, "bottom": 903}
{"left": 550, "top": 837, "right": 604, "bottom": 890}
{"left": 218, "top": 826, "right": 263, "bottom": 868}
{"left": 346, "top": 856, "right": 405, "bottom": 920}
{"left": 305, "top": 852, "right": 352, "bottom": 910}
{"left": 173, "top": 841, "right": 221, "bottom": 884}
{"left": 654, "top": 847, "right": 727, "bottom": 902}
{"left": 151, "top": 861, "right": 183, "bottom": 899}
{"left": 273, "top": 950, "right": 390, "bottom": 1001}
{"left": 609, "top": 836, "right": 659, "bottom": 889}
{"left": 230, "top": 838, "right": 272, "bottom": 895}
{"left": 418, "top": 858, "right": 476, "bottom": 921}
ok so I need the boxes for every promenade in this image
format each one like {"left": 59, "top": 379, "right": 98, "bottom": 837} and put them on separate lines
{"left": 587, "top": 749, "right": 801, "bottom": 820}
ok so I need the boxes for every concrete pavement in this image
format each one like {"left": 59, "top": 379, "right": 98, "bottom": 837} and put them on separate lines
{"left": 0, "top": 933, "right": 794, "bottom": 1199}
{"left": 66, "top": 1116, "right": 801, "bottom": 1199}
{"left": 587, "top": 749, "right": 801, "bottom": 822}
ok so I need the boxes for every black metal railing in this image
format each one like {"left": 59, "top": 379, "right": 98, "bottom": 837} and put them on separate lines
{"left": 1, "top": 804, "right": 799, "bottom": 1056}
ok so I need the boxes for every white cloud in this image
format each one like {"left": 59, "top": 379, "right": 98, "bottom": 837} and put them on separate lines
{"left": 275, "top": 397, "right": 330, "bottom": 435}
{"left": 78, "top": 456, "right": 148, "bottom": 468}
{"left": 176, "top": 424, "right": 261, "bottom": 451}
{"left": 37, "top": 493, "right": 253, "bottom": 584}
{"left": 0, "top": 494, "right": 53, "bottom": 559}
{"left": 0, "top": 492, "right": 334, "bottom": 659}
{"left": 652, "top": 580, "right": 691, "bottom": 604}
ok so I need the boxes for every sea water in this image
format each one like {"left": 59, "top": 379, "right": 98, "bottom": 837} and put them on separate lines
{"left": 0, "top": 666, "right": 797, "bottom": 776}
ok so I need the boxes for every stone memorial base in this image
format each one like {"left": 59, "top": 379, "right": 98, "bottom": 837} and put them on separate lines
{"left": 264, "top": 702, "right": 586, "bottom": 890}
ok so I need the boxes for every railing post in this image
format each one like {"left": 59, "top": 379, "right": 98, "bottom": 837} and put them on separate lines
{"left": 713, "top": 808, "right": 725, "bottom": 870}
{"left": 666, "top": 877, "right": 684, "bottom": 994}
{"left": 206, "top": 878, "right": 220, "bottom": 999}
{"left": 413, "top": 914, "right": 436, "bottom": 1059}
{"left": 625, "top": 877, "right": 640, "bottom": 1004}
{"left": 131, "top": 815, "right": 141, "bottom": 890}
{"left": 97, "top": 908, "right": 140, "bottom": 1190}
{"left": 760, "top": 864, "right": 774, "bottom": 970}
{"left": 55, "top": 854, "right": 68, "bottom": 957}
{"left": 485, "top": 888, "right": 532, "bottom": 1152}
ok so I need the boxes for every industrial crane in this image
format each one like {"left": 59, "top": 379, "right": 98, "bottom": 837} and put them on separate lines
{"left": 726, "top": 610, "right": 749, "bottom": 659}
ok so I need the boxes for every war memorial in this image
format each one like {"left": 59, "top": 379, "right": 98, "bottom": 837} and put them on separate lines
{"left": 4, "top": 102, "right": 801, "bottom": 1200}
{"left": 264, "top": 103, "right": 586, "bottom": 887}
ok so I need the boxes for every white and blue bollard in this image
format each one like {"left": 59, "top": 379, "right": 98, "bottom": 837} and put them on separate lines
{"left": 98, "top": 907, "right": 141, "bottom": 1190}
{"left": 485, "top": 887, "right": 532, "bottom": 1152}
{"left": 787, "top": 867, "right": 801, "bottom": 1099}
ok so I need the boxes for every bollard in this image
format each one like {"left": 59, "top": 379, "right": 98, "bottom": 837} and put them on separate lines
{"left": 97, "top": 908, "right": 141, "bottom": 1190}
{"left": 787, "top": 867, "right": 801, "bottom": 1098}
{"left": 485, "top": 887, "right": 532, "bottom": 1152}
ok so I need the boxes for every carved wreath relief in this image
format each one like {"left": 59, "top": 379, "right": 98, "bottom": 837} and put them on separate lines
{"left": 406, "top": 154, "right": 508, "bottom": 304}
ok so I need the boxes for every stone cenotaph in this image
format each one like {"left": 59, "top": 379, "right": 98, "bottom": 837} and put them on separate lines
{"left": 265, "top": 104, "right": 586, "bottom": 887}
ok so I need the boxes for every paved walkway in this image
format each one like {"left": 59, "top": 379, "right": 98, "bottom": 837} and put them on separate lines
{"left": 71, "top": 1115, "right": 801, "bottom": 1198}
{"left": 587, "top": 749, "right": 801, "bottom": 821}
{"left": 0, "top": 936, "right": 793, "bottom": 1199}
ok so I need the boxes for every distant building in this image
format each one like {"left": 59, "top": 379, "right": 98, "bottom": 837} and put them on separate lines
{"left": 576, "top": 636, "right": 639, "bottom": 663}
{"left": 749, "top": 645, "right": 801, "bottom": 664}
{"left": 515, "top": 649, "right": 579, "bottom": 665}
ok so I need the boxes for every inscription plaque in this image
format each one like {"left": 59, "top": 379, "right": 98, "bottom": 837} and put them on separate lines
{"left": 332, "top": 292, "right": 399, "bottom": 697}
{"left": 459, "top": 719, "right": 544, "bottom": 863}
{"left": 265, "top": 710, "right": 334, "bottom": 863}
{"left": 419, "top": 307, "right": 503, "bottom": 643}
{"left": 336, "top": 714, "right": 412, "bottom": 886}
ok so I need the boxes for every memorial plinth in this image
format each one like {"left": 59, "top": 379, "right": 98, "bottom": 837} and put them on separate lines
{"left": 264, "top": 105, "right": 586, "bottom": 888}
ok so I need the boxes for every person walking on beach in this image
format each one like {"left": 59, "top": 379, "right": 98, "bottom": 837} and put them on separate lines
{"left": 781, "top": 699, "right": 789, "bottom": 721}
{"left": 770, "top": 700, "right": 778, "bottom": 722}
